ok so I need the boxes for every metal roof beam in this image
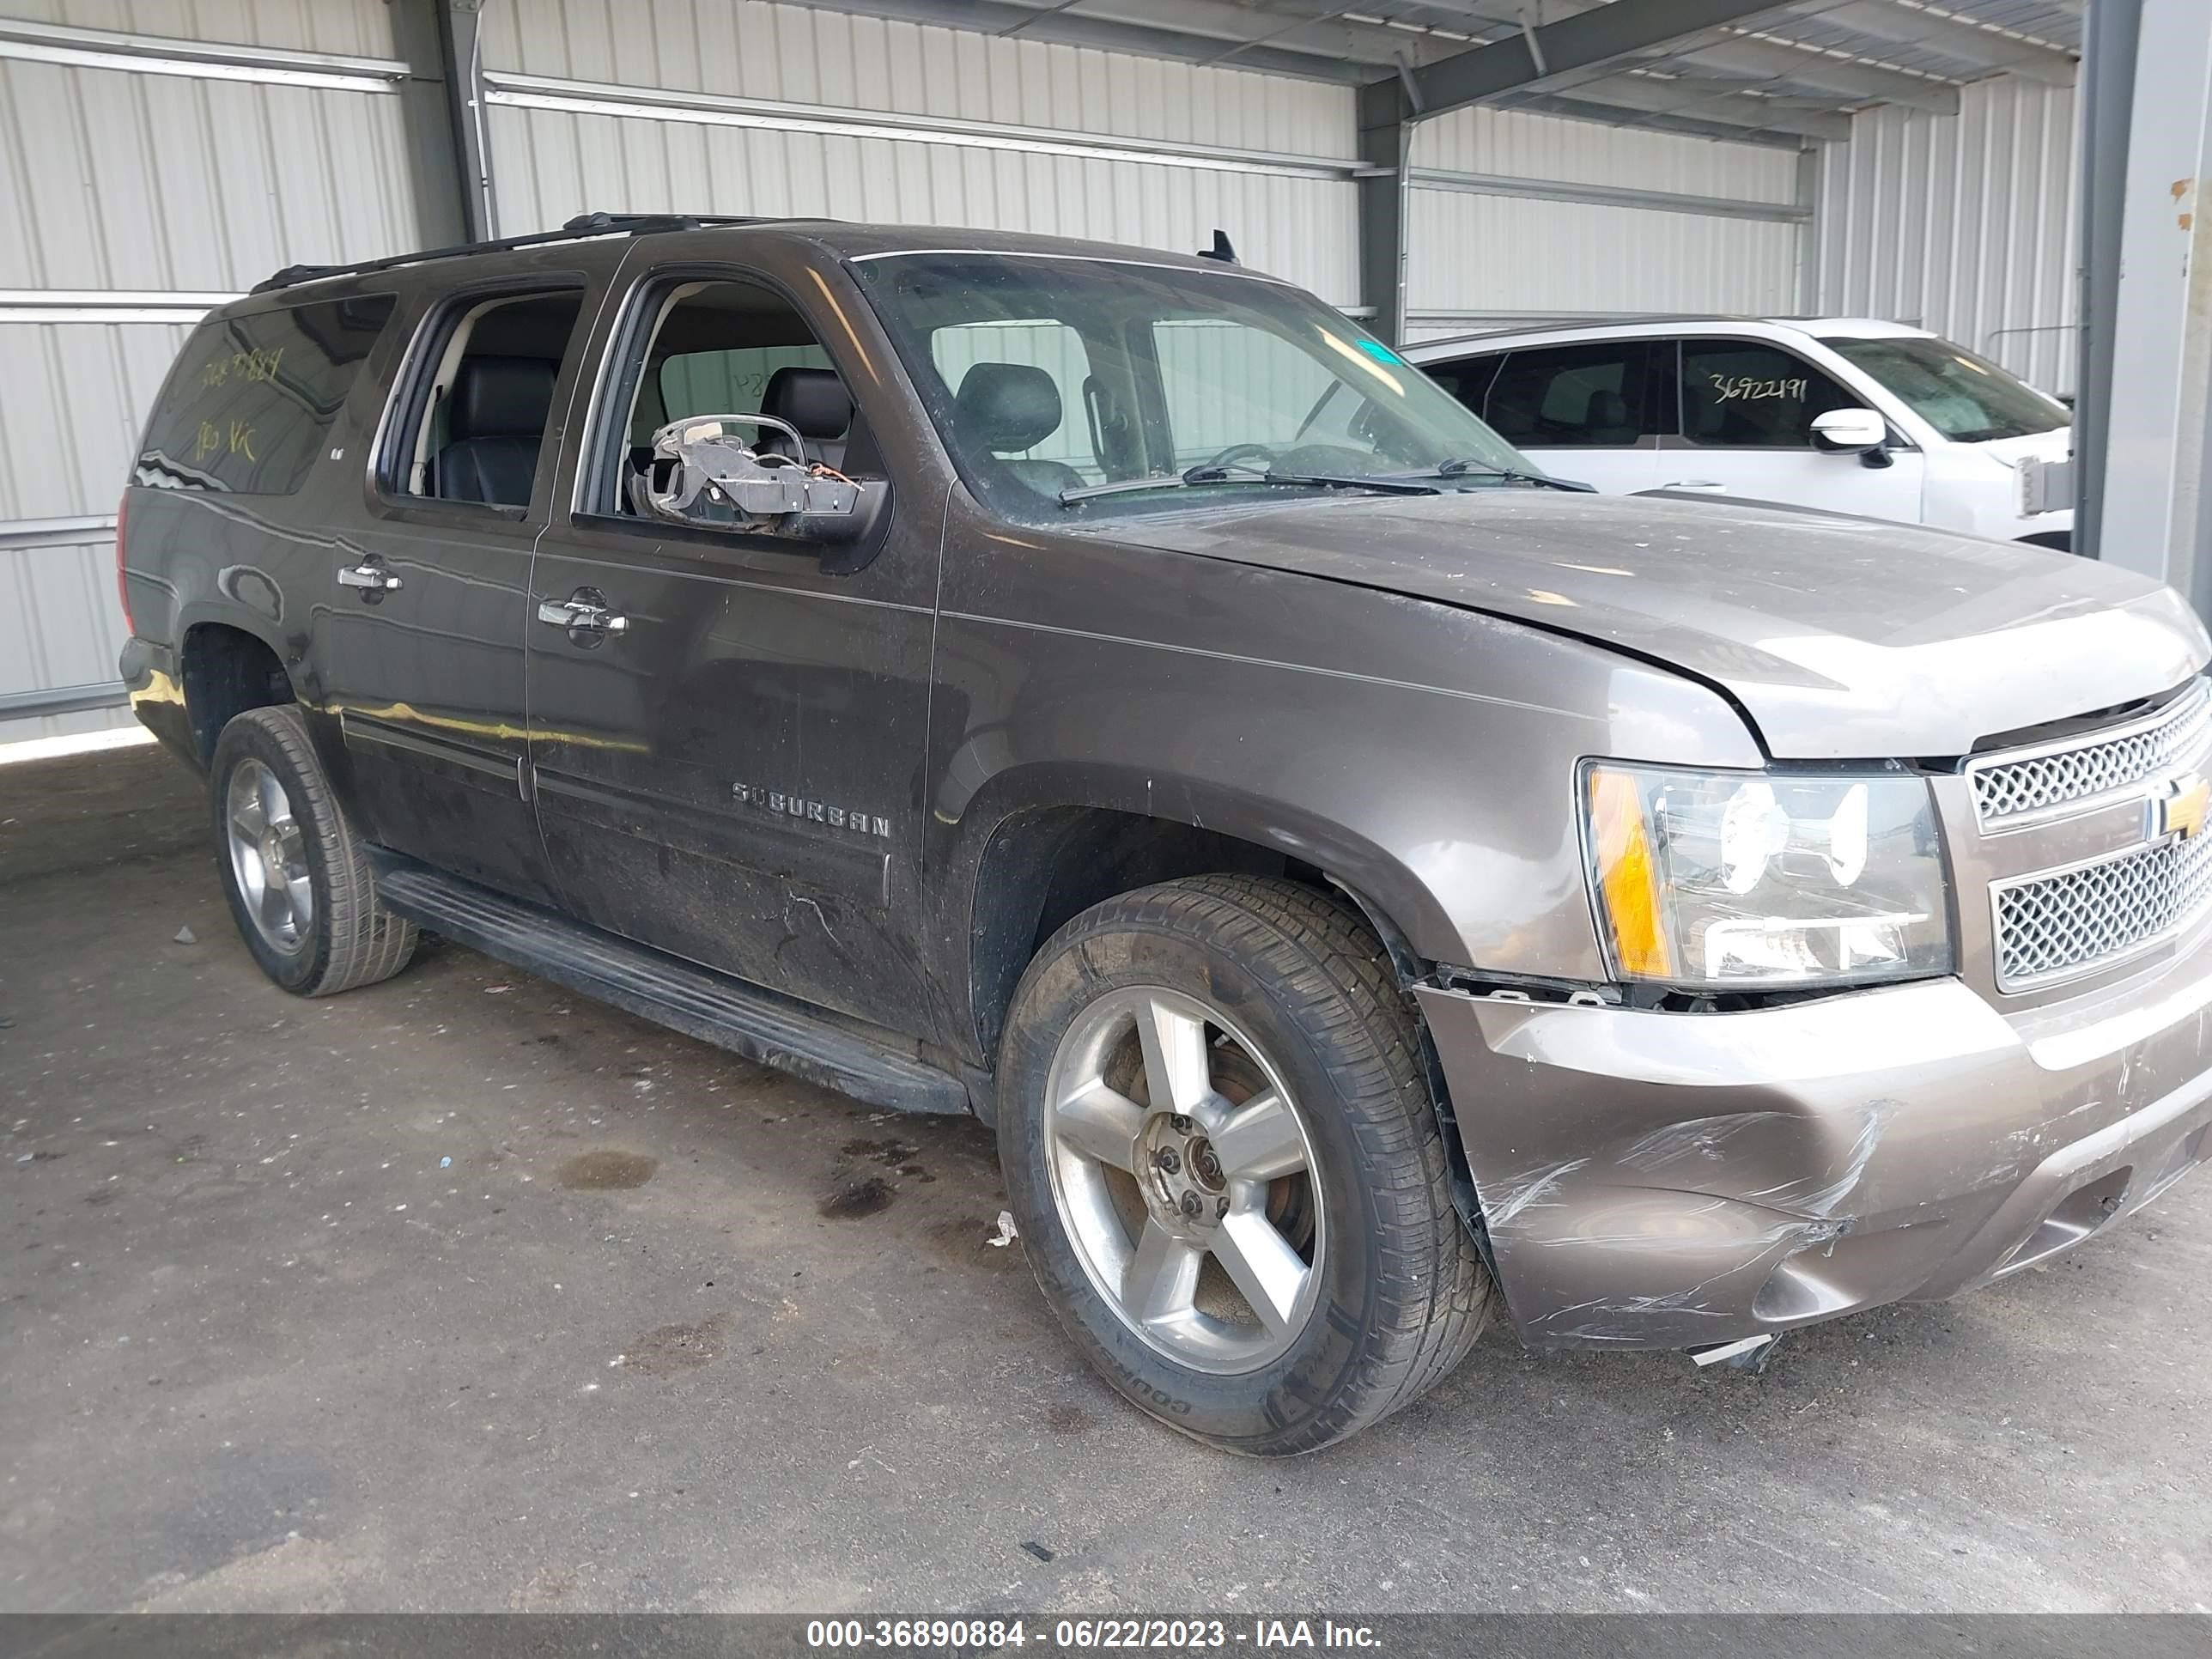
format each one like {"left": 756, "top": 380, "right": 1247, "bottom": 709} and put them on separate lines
{"left": 1372, "top": 0, "right": 1799, "bottom": 122}
{"left": 1795, "top": 1, "right": 2075, "bottom": 87}
{"left": 1677, "top": 35, "right": 1960, "bottom": 112}
{"left": 756, "top": 0, "right": 1378, "bottom": 81}
{"left": 1544, "top": 71, "right": 1852, "bottom": 140}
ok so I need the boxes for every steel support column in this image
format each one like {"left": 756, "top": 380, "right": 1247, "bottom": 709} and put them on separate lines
{"left": 2077, "top": 0, "right": 2212, "bottom": 611}
{"left": 386, "top": 0, "right": 488, "bottom": 246}
{"left": 1357, "top": 78, "right": 1412, "bottom": 348}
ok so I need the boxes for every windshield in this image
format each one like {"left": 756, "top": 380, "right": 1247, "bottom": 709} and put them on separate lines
{"left": 1819, "top": 334, "right": 2067, "bottom": 444}
{"left": 850, "top": 252, "right": 1533, "bottom": 520}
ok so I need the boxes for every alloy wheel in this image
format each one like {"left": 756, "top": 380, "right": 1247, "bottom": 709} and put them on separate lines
{"left": 1042, "top": 985, "right": 1325, "bottom": 1374}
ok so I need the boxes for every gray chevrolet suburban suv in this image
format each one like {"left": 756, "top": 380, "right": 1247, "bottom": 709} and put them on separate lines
{"left": 119, "top": 213, "right": 2212, "bottom": 1454}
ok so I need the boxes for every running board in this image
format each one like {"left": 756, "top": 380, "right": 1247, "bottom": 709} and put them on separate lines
{"left": 370, "top": 854, "right": 971, "bottom": 1116}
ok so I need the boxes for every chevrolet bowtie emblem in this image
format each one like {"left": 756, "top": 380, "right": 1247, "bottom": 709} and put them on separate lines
{"left": 2154, "top": 772, "right": 2211, "bottom": 842}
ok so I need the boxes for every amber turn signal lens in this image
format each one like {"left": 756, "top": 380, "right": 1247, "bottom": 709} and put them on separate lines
{"left": 1587, "top": 766, "right": 1674, "bottom": 980}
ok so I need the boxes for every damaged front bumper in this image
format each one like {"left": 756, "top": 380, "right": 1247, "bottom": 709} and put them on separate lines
{"left": 1414, "top": 947, "right": 2212, "bottom": 1351}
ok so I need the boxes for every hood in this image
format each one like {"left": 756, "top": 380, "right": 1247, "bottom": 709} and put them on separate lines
{"left": 1964, "top": 427, "right": 2072, "bottom": 466}
{"left": 1085, "top": 490, "right": 2207, "bottom": 759}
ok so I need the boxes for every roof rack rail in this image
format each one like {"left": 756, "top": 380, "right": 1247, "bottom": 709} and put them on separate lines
{"left": 250, "top": 210, "right": 770, "bottom": 295}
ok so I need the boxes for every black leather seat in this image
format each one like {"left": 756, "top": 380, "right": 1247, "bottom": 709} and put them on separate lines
{"left": 953, "top": 362, "right": 1083, "bottom": 496}
{"left": 430, "top": 357, "right": 556, "bottom": 507}
{"left": 761, "top": 367, "right": 854, "bottom": 470}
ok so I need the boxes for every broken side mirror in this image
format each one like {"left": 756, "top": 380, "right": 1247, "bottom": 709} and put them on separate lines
{"left": 631, "top": 414, "right": 890, "bottom": 551}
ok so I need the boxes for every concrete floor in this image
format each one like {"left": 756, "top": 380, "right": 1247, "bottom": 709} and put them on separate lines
{"left": 3, "top": 743, "right": 2208, "bottom": 1615}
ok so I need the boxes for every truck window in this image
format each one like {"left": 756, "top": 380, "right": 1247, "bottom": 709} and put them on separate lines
{"left": 928, "top": 319, "right": 1101, "bottom": 491}
{"left": 1680, "top": 338, "right": 1856, "bottom": 449}
{"left": 1421, "top": 352, "right": 1504, "bottom": 414}
{"left": 136, "top": 294, "right": 396, "bottom": 495}
{"left": 1483, "top": 342, "right": 1656, "bottom": 448}
{"left": 385, "top": 289, "right": 584, "bottom": 510}
{"left": 595, "top": 276, "right": 854, "bottom": 517}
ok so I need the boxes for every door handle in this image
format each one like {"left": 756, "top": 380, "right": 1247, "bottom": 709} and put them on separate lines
{"left": 537, "top": 591, "right": 629, "bottom": 638}
{"left": 337, "top": 558, "right": 402, "bottom": 593}
{"left": 1662, "top": 480, "right": 1729, "bottom": 492}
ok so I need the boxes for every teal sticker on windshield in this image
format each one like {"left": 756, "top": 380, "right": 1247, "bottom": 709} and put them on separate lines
{"left": 1356, "top": 340, "right": 1404, "bottom": 365}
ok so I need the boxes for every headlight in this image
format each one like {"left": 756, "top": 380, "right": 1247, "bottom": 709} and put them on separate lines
{"left": 1583, "top": 762, "right": 1953, "bottom": 989}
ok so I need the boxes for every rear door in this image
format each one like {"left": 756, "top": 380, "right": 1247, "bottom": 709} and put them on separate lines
{"left": 313, "top": 263, "right": 604, "bottom": 904}
{"left": 1448, "top": 339, "right": 1663, "bottom": 492}
{"left": 1660, "top": 336, "right": 1926, "bottom": 520}
{"left": 525, "top": 250, "right": 943, "bottom": 1034}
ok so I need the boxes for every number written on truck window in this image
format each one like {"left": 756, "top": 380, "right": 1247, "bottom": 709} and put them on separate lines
{"left": 137, "top": 295, "right": 396, "bottom": 495}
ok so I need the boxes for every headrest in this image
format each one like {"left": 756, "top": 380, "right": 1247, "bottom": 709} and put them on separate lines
{"left": 1583, "top": 388, "right": 1629, "bottom": 430}
{"left": 451, "top": 356, "right": 556, "bottom": 440}
{"left": 764, "top": 367, "right": 853, "bottom": 440}
{"left": 955, "top": 362, "right": 1062, "bottom": 454}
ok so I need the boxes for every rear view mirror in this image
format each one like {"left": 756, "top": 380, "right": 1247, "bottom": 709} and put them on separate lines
{"left": 631, "top": 414, "right": 887, "bottom": 548}
{"left": 1810, "top": 407, "right": 1888, "bottom": 453}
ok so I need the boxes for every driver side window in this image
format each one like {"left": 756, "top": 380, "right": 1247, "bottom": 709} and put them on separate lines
{"left": 603, "top": 277, "right": 856, "bottom": 516}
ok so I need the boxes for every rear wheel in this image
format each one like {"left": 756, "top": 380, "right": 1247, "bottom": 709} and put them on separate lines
{"left": 999, "top": 875, "right": 1489, "bottom": 1455}
{"left": 210, "top": 704, "right": 417, "bottom": 996}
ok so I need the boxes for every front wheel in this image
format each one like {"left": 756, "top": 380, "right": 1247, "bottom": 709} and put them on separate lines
{"left": 998, "top": 875, "right": 1490, "bottom": 1455}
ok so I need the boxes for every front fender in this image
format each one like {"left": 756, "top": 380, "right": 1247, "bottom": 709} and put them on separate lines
{"left": 921, "top": 514, "right": 1765, "bottom": 1059}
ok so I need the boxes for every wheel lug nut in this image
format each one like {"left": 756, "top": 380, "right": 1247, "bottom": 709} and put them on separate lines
{"left": 1179, "top": 1192, "right": 1203, "bottom": 1218}
{"left": 1170, "top": 1115, "right": 1194, "bottom": 1134}
{"left": 1155, "top": 1148, "right": 1181, "bottom": 1174}
{"left": 1216, "top": 1195, "right": 1231, "bottom": 1219}
{"left": 1197, "top": 1152, "right": 1222, "bottom": 1182}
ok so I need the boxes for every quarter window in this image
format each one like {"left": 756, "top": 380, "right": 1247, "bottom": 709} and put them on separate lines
{"left": 1481, "top": 343, "right": 1656, "bottom": 448}
{"left": 137, "top": 294, "right": 395, "bottom": 495}
{"left": 1680, "top": 338, "right": 1856, "bottom": 449}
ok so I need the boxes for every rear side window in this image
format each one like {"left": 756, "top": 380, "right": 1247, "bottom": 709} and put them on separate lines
{"left": 136, "top": 294, "right": 395, "bottom": 494}
{"left": 1425, "top": 353, "right": 1504, "bottom": 412}
{"left": 1483, "top": 342, "right": 1656, "bottom": 447}
{"left": 382, "top": 289, "right": 585, "bottom": 511}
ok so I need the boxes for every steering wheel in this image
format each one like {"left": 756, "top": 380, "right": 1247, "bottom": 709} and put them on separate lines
{"left": 1200, "top": 442, "right": 1278, "bottom": 472}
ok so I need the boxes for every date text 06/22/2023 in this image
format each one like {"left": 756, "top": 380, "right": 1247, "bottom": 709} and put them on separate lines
{"left": 805, "top": 1619, "right": 1383, "bottom": 1650}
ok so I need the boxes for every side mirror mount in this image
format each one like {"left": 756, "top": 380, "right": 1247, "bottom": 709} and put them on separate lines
{"left": 631, "top": 414, "right": 889, "bottom": 551}
{"left": 1810, "top": 407, "right": 1892, "bottom": 467}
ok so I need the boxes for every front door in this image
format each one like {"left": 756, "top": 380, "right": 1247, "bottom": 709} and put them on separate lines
{"left": 1659, "top": 336, "right": 1927, "bottom": 520}
{"left": 314, "top": 272, "right": 601, "bottom": 904}
{"left": 526, "top": 255, "right": 942, "bottom": 1035}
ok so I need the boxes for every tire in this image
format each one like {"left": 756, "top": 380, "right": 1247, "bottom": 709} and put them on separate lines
{"left": 210, "top": 704, "right": 417, "bottom": 997}
{"left": 998, "top": 874, "right": 1490, "bottom": 1455}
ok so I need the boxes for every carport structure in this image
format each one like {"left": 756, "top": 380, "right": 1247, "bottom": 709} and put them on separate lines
{"left": 0, "top": 0, "right": 2157, "bottom": 746}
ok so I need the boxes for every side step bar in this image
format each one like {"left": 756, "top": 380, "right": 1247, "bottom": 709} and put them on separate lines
{"left": 370, "top": 854, "right": 972, "bottom": 1116}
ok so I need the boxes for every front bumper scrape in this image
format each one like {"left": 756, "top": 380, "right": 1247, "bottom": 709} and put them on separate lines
{"left": 1414, "top": 975, "right": 2212, "bottom": 1351}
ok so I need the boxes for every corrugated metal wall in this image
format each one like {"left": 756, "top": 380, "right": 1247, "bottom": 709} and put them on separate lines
{"left": 0, "top": 0, "right": 441, "bottom": 741}
{"left": 477, "top": 0, "right": 1362, "bottom": 307}
{"left": 1814, "top": 76, "right": 2080, "bottom": 394}
{"left": 0, "top": 3, "right": 2090, "bottom": 750}
{"left": 1405, "top": 106, "right": 1807, "bottom": 338}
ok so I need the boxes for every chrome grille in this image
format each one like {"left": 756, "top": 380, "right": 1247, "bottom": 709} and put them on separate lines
{"left": 1969, "top": 681, "right": 2212, "bottom": 829}
{"left": 1994, "top": 830, "right": 2212, "bottom": 988}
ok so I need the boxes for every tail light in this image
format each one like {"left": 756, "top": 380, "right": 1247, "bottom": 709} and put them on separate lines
{"left": 114, "top": 493, "right": 134, "bottom": 635}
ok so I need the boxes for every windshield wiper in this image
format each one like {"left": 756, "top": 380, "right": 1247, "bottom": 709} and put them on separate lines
{"left": 1059, "top": 463, "right": 1442, "bottom": 506}
{"left": 1395, "top": 459, "right": 1591, "bottom": 491}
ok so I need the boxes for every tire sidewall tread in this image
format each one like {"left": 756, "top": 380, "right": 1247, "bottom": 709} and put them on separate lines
{"left": 209, "top": 705, "right": 416, "bottom": 998}
{"left": 999, "top": 874, "right": 1488, "bottom": 1455}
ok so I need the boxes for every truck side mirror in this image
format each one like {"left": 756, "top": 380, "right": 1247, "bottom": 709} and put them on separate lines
{"left": 1810, "top": 407, "right": 1892, "bottom": 467}
{"left": 632, "top": 414, "right": 889, "bottom": 550}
